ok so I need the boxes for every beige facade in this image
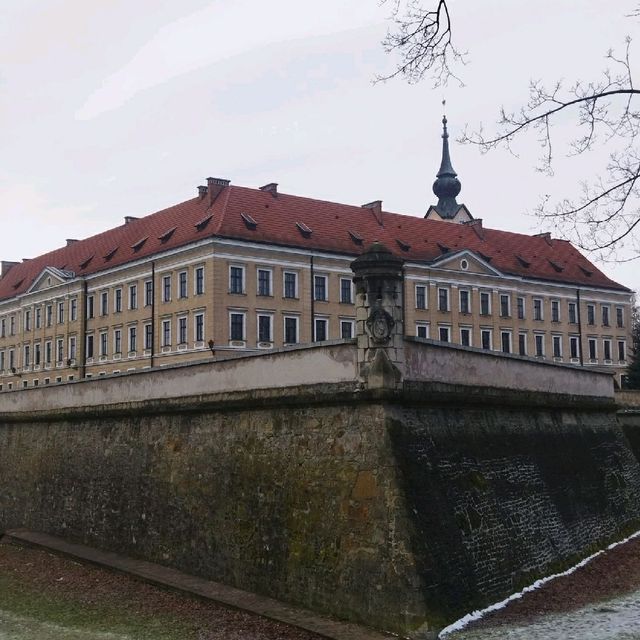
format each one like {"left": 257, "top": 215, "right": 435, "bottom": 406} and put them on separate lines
{"left": 0, "top": 233, "right": 632, "bottom": 391}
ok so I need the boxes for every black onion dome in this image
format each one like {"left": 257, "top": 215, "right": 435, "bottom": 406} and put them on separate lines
{"left": 432, "top": 115, "right": 462, "bottom": 218}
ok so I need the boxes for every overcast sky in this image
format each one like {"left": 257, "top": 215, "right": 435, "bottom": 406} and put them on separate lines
{"left": 2, "top": 0, "right": 638, "bottom": 294}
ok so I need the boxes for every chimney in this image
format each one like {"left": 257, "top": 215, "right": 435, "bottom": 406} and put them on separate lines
{"left": 534, "top": 231, "right": 553, "bottom": 246}
{"left": 362, "top": 200, "right": 383, "bottom": 226}
{"left": 259, "top": 182, "right": 278, "bottom": 197}
{"left": 197, "top": 185, "right": 208, "bottom": 200}
{"left": 463, "top": 218, "right": 484, "bottom": 240}
{"left": 0, "top": 261, "right": 19, "bottom": 278}
{"left": 124, "top": 216, "right": 139, "bottom": 225}
{"left": 66, "top": 239, "right": 79, "bottom": 246}
{"left": 207, "top": 177, "right": 230, "bottom": 205}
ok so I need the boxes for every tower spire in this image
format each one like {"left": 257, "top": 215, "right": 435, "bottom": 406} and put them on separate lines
{"left": 432, "top": 107, "right": 462, "bottom": 219}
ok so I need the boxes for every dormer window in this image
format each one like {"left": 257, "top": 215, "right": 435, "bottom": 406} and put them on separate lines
{"left": 158, "top": 227, "right": 176, "bottom": 243}
{"left": 548, "top": 259, "right": 564, "bottom": 273}
{"left": 131, "top": 237, "right": 148, "bottom": 252}
{"left": 103, "top": 247, "right": 118, "bottom": 261}
{"left": 396, "top": 239, "right": 411, "bottom": 252}
{"left": 195, "top": 214, "right": 213, "bottom": 231}
{"left": 515, "top": 255, "right": 531, "bottom": 268}
{"left": 79, "top": 255, "right": 94, "bottom": 269}
{"left": 348, "top": 230, "right": 363, "bottom": 245}
{"left": 241, "top": 212, "right": 258, "bottom": 229}
{"left": 296, "top": 221, "right": 312, "bottom": 238}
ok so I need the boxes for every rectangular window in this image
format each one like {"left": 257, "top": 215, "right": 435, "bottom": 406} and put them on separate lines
{"left": 70, "top": 299, "right": 77, "bottom": 322}
{"left": 257, "top": 269, "right": 272, "bottom": 297}
{"left": 100, "top": 332, "right": 108, "bottom": 357}
{"left": 230, "top": 313, "right": 244, "bottom": 341}
{"left": 45, "top": 305, "right": 52, "bottom": 327}
{"left": 34, "top": 310, "right": 40, "bottom": 330}
{"left": 501, "top": 331, "right": 511, "bottom": 354}
{"left": 45, "top": 341, "right": 52, "bottom": 365}
{"left": 587, "top": 304, "right": 595, "bottom": 325}
{"left": 283, "top": 272, "right": 298, "bottom": 299}
{"left": 68, "top": 337, "right": 76, "bottom": 361}
{"left": 162, "top": 320, "right": 171, "bottom": 347}
{"left": 195, "top": 267, "right": 205, "bottom": 295}
{"left": 553, "top": 335, "right": 562, "bottom": 358}
{"left": 516, "top": 297, "right": 525, "bottom": 320}
{"left": 416, "top": 324, "right": 429, "bottom": 339}
{"left": 9, "top": 349, "right": 15, "bottom": 369}
{"left": 617, "top": 307, "right": 624, "bottom": 328}
{"left": 24, "top": 310, "right": 31, "bottom": 332}
{"left": 500, "top": 294, "right": 510, "bottom": 318}
{"left": 602, "top": 305, "right": 610, "bottom": 327}
{"left": 9, "top": 316, "right": 15, "bottom": 336}
{"left": 284, "top": 316, "right": 299, "bottom": 344}
{"left": 113, "top": 329, "right": 122, "bottom": 354}
{"left": 178, "top": 317, "right": 187, "bottom": 344}
{"left": 340, "top": 320, "right": 354, "bottom": 339}
{"left": 56, "top": 339, "right": 64, "bottom": 363}
{"left": 23, "top": 345, "right": 30, "bottom": 367}
{"left": 533, "top": 298, "right": 543, "bottom": 321}
{"left": 618, "top": 340, "right": 626, "bottom": 362}
{"left": 535, "top": 334, "right": 544, "bottom": 357}
{"left": 144, "top": 280, "right": 153, "bottom": 307}
{"left": 1, "top": 318, "right": 7, "bottom": 337}
{"left": 551, "top": 300, "right": 560, "bottom": 322}
{"left": 129, "top": 284, "right": 137, "bottom": 310}
{"left": 0, "top": 350, "right": 5, "bottom": 370}
{"left": 314, "top": 318, "right": 328, "bottom": 341}
{"left": 568, "top": 302, "right": 577, "bottom": 324}
{"left": 58, "top": 301, "right": 64, "bottom": 324}
{"left": 35, "top": 343, "right": 41, "bottom": 365}
{"left": 314, "top": 275, "right": 328, "bottom": 301}
{"left": 460, "top": 327, "right": 471, "bottom": 346}
{"left": 481, "top": 329, "right": 492, "bottom": 350}
{"left": 480, "top": 292, "right": 491, "bottom": 316}
{"left": 588, "top": 338, "right": 597, "bottom": 360}
{"left": 162, "top": 275, "right": 172, "bottom": 302}
{"left": 144, "top": 323, "right": 153, "bottom": 350}
{"left": 438, "top": 288, "right": 449, "bottom": 312}
{"left": 100, "top": 291, "right": 108, "bottom": 316}
{"left": 229, "top": 266, "right": 244, "bottom": 294}
{"left": 570, "top": 336, "right": 579, "bottom": 359}
{"left": 340, "top": 278, "right": 353, "bottom": 304}
{"left": 416, "top": 285, "right": 427, "bottom": 310}
{"left": 258, "top": 315, "right": 272, "bottom": 343}
{"left": 114, "top": 288, "right": 122, "bottom": 313}
{"left": 518, "top": 333, "right": 527, "bottom": 356}
{"left": 603, "top": 339, "right": 612, "bottom": 361}
{"left": 459, "top": 290, "right": 470, "bottom": 314}
{"left": 129, "top": 326, "right": 137, "bottom": 352}
{"left": 178, "top": 271, "right": 188, "bottom": 299}
{"left": 194, "top": 314, "right": 204, "bottom": 343}
{"left": 439, "top": 326, "right": 450, "bottom": 342}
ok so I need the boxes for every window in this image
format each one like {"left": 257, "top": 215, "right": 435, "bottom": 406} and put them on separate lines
{"left": 178, "top": 271, "right": 188, "bottom": 299}
{"left": 587, "top": 304, "right": 595, "bottom": 325}
{"left": 481, "top": 329, "right": 492, "bottom": 350}
{"left": 162, "top": 320, "right": 171, "bottom": 347}
{"left": 618, "top": 340, "right": 626, "bottom": 362}
{"left": 129, "top": 326, "right": 137, "bottom": 353}
{"left": 314, "top": 275, "right": 328, "bottom": 301}
{"left": 178, "top": 317, "right": 187, "bottom": 344}
{"left": 56, "top": 339, "right": 64, "bottom": 363}
{"left": 603, "top": 339, "right": 612, "bottom": 362}
{"left": 416, "top": 285, "right": 427, "bottom": 310}
{"left": 195, "top": 267, "right": 205, "bottom": 295}
{"left": 480, "top": 292, "right": 491, "bottom": 316}
{"left": 70, "top": 299, "right": 77, "bottom": 322}
{"left": 229, "top": 266, "right": 244, "bottom": 294}
{"left": 459, "top": 290, "right": 470, "bottom": 314}
{"left": 416, "top": 324, "right": 429, "bottom": 339}
{"left": 129, "top": 284, "right": 137, "bottom": 310}
{"left": 602, "top": 305, "right": 610, "bottom": 327}
{"left": 257, "top": 269, "right": 272, "bottom": 297}
{"left": 193, "top": 314, "right": 204, "bottom": 343}
{"left": 24, "top": 310, "right": 31, "bottom": 332}
{"left": 314, "top": 317, "right": 328, "bottom": 341}
{"left": 570, "top": 336, "right": 579, "bottom": 359}
{"left": 460, "top": 327, "right": 471, "bottom": 346}
{"left": 10, "top": 316, "right": 15, "bottom": 336}
{"left": 230, "top": 313, "right": 245, "bottom": 341}
{"left": 45, "top": 341, "right": 52, "bottom": 365}
{"left": 340, "top": 278, "right": 353, "bottom": 304}
{"left": 68, "top": 336, "right": 76, "bottom": 361}
{"left": 23, "top": 345, "right": 30, "bottom": 367}
{"left": 100, "top": 291, "right": 108, "bottom": 316}
{"left": 551, "top": 300, "right": 560, "bottom": 322}
{"left": 144, "top": 323, "right": 153, "bottom": 350}
{"left": 284, "top": 316, "right": 299, "bottom": 344}
{"left": 568, "top": 302, "right": 577, "bottom": 324}
{"left": 552, "top": 335, "right": 562, "bottom": 358}
{"left": 100, "top": 332, "right": 108, "bottom": 357}
{"left": 35, "top": 343, "right": 41, "bottom": 366}
{"left": 535, "top": 334, "right": 544, "bottom": 357}
{"left": 58, "top": 301, "right": 64, "bottom": 324}
{"left": 283, "top": 272, "right": 298, "bottom": 299}
{"left": 115, "top": 288, "right": 122, "bottom": 313}
{"left": 114, "top": 329, "right": 122, "bottom": 354}
{"left": 533, "top": 298, "right": 543, "bottom": 321}
{"left": 516, "top": 297, "right": 525, "bottom": 320}
{"left": 617, "top": 307, "right": 624, "bottom": 328}
{"left": 500, "top": 294, "right": 510, "bottom": 318}
{"left": 518, "top": 333, "right": 527, "bottom": 356}
{"left": 501, "top": 331, "right": 511, "bottom": 354}
{"left": 144, "top": 280, "right": 153, "bottom": 307}
{"left": 45, "top": 305, "right": 52, "bottom": 327}
{"left": 588, "top": 338, "right": 597, "bottom": 360}
{"left": 1, "top": 318, "right": 6, "bottom": 337}
{"left": 0, "top": 351, "right": 5, "bottom": 370}
{"left": 439, "top": 326, "right": 450, "bottom": 342}
{"left": 258, "top": 314, "right": 272, "bottom": 343}
{"left": 438, "top": 288, "right": 449, "bottom": 312}
{"left": 162, "top": 275, "right": 172, "bottom": 302}
{"left": 340, "top": 320, "right": 354, "bottom": 339}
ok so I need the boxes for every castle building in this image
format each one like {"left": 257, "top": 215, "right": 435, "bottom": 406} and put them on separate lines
{"left": 0, "top": 118, "right": 632, "bottom": 390}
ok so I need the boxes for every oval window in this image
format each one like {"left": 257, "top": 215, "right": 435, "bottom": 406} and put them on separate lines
{"left": 460, "top": 259, "right": 469, "bottom": 271}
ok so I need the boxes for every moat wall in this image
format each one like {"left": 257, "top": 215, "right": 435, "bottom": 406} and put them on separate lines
{"left": 1, "top": 341, "right": 639, "bottom": 638}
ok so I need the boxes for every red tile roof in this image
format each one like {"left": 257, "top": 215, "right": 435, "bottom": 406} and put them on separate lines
{"left": 0, "top": 184, "right": 628, "bottom": 301}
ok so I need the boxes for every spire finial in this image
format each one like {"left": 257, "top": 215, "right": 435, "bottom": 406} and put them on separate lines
{"left": 432, "top": 108, "right": 462, "bottom": 219}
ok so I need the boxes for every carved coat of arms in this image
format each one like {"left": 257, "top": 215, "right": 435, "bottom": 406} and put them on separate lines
{"left": 366, "top": 304, "right": 395, "bottom": 344}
